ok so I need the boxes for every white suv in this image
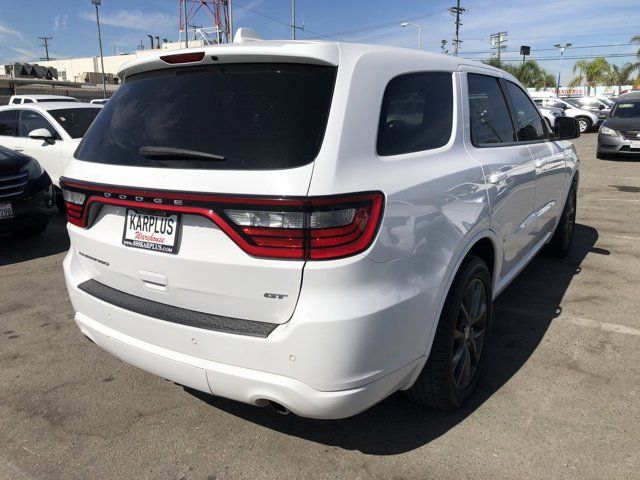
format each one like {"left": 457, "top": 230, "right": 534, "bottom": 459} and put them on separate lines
{"left": 61, "top": 38, "right": 580, "bottom": 419}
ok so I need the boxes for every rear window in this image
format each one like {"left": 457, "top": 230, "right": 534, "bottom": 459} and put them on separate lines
{"left": 49, "top": 108, "right": 101, "bottom": 138}
{"left": 75, "top": 63, "right": 337, "bottom": 170}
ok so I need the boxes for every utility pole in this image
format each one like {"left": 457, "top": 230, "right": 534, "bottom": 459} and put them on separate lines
{"left": 229, "top": 0, "right": 233, "bottom": 40}
{"left": 183, "top": 0, "right": 189, "bottom": 47}
{"left": 490, "top": 31, "right": 508, "bottom": 67}
{"left": 554, "top": 43, "right": 571, "bottom": 96}
{"left": 38, "top": 36, "right": 52, "bottom": 61}
{"left": 291, "top": 0, "right": 296, "bottom": 39}
{"left": 449, "top": 0, "right": 465, "bottom": 56}
{"left": 290, "top": 0, "right": 303, "bottom": 39}
{"left": 91, "top": 0, "right": 107, "bottom": 99}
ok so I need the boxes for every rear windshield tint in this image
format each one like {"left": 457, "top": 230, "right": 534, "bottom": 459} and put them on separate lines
{"left": 75, "top": 63, "right": 337, "bottom": 170}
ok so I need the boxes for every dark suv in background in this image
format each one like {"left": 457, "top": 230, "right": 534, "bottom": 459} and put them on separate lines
{"left": 0, "top": 145, "right": 56, "bottom": 236}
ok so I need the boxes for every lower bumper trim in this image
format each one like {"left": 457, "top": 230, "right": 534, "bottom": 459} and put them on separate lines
{"left": 77, "top": 279, "right": 278, "bottom": 338}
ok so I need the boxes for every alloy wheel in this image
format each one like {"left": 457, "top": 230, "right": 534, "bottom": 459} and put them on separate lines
{"left": 451, "top": 278, "right": 488, "bottom": 390}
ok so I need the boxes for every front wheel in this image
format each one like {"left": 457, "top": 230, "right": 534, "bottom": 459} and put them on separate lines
{"left": 576, "top": 117, "right": 592, "bottom": 133}
{"left": 545, "top": 181, "right": 577, "bottom": 257}
{"left": 406, "top": 255, "right": 492, "bottom": 410}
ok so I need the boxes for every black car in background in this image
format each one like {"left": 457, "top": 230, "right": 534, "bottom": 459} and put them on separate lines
{"left": 0, "top": 145, "right": 56, "bottom": 236}
{"left": 597, "top": 92, "right": 640, "bottom": 160}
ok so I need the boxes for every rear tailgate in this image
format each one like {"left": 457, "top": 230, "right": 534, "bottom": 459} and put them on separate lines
{"left": 63, "top": 60, "right": 337, "bottom": 325}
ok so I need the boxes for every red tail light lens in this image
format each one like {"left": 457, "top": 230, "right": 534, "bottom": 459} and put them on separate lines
{"left": 60, "top": 180, "right": 384, "bottom": 261}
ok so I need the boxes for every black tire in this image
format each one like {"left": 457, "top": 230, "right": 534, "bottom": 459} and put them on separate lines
{"left": 407, "top": 255, "right": 492, "bottom": 410}
{"left": 15, "top": 219, "right": 49, "bottom": 237}
{"left": 576, "top": 117, "right": 592, "bottom": 134}
{"left": 545, "top": 180, "right": 577, "bottom": 257}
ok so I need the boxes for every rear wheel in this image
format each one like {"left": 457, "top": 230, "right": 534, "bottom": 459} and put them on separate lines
{"left": 407, "top": 255, "right": 492, "bottom": 410}
{"left": 576, "top": 117, "right": 591, "bottom": 134}
{"left": 545, "top": 181, "right": 577, "bottom": 257}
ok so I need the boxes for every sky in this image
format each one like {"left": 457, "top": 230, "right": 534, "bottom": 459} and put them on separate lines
{"left": 0, "top": 0, "right": 639, "bottom": 83}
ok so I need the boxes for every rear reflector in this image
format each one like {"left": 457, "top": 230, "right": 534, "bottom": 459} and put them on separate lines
{"left": 159, "top": 51, "right": 205, "bottom": 64}
{"left": 59, "top": 180, "right": 384, "bottom": 260}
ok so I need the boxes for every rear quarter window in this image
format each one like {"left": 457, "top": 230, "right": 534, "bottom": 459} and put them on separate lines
{"left": 377, "top": 72, "right": 453, "bottom": 156}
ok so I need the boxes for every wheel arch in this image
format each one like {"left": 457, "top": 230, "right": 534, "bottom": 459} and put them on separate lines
{"left": 403, "top": 229, "right": 500, "bottom": 390}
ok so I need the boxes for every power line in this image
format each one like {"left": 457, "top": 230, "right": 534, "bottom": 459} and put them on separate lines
{"left": 232, "top": 1, "right": 339, "bottom": 40}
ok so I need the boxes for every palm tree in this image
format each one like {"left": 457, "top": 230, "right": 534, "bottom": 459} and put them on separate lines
{"left": 608, "top": 62, "right": 639, "bottom": 94}
{"left": 569, "top": 57, "right": 611, "bottom": 95}
{"left": 632, "top": 34, "right": 640, "bottom": 60}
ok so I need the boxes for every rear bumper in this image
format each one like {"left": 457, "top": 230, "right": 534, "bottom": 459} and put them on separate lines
{"left": 64, "top": 244, "right": 440, "bottom": 419}
{"left": 74, "top": 310, "right": 421, "bottom": 419}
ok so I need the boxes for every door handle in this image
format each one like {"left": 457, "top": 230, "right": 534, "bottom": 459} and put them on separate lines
{"left": 488, "top": 171, "right": 508, "bottom": 184}
{"left": 535, "top": 159, "right": 547, "bottom": 168}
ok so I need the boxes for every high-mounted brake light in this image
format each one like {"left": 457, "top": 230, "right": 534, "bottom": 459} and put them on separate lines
{"left": 60, "top": 180, "right": 384, "bottom": 261}
{"left": 159, "top": 51, "right": 205, "bottom": 64}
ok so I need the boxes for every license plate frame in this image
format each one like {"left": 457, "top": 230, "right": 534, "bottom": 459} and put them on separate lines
{"left": 122, "top": 208, "right": 181, "bottom": 254}
{"left": 0, "top": 202, "right": 13, "bottom": 220}
{"left": 630, "top": 140, "right": 640, "bottom": 149}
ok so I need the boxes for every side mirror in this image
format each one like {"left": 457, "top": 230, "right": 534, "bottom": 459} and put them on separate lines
{"left": 554, "top": 116, "right": 580, "bottom": 140}
{"left": 28, "top": 128, "right": 55, "bottom": 143}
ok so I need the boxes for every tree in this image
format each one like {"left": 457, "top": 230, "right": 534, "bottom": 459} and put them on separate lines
{"left": 568, "top": 57, "right": 611, "bottom": 95}
{"left": 482, "top": 58, "right": 556, "bottom": 89}
{"left": 632, "top": 34, "right": 640, "bottom": 60}
{"left": 608, "top": 62, "right": 639, "bottom": 93}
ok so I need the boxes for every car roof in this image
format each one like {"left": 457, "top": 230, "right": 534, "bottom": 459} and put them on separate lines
{"left": 11, "top": 94, "right": 77, "bottom": 100}
{"left": 117, "top": 39, "right": 510, "bottom": 81}
{"left": 617, "top": 91, "right": 640, "bottom": 102}
{"left": 0, "top": 102, "right": 102, "bottom": 112}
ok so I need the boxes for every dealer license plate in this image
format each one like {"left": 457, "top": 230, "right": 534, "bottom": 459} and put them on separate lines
{"left": 0, "top": 202, "right": 13, "bottom": 220}
{"left": 122, "top": 209, "right": 180, "bottom": 254}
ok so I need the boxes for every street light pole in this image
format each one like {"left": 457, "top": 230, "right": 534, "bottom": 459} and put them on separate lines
{"left": 92, "top": 0, "right": 107, "bottom": 99}
{"left": 401, "top": 22, "right": 422, "bottom": 50}
{"left": 554, "top": 42, "right": 571, "bottom": 96}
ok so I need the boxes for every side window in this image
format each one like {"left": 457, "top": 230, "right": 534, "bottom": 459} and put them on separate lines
{"left": 23, "top": 99, "right": 34, "bottom": 104}
{"left": 503, "top": 81, "right": 548, "bottom": 142}
{"left": 17, "top": 110, "right": 59, "bottom": 139}
{"left": 467, "top": 73, "right": 516, "bottom": 146}
{"left": 0, "top": 110, "right": 17, "bottom": 136}
{"left": 377, "top": 72, "right": 453, "bottom": 156}
{"left": 10, "top": 98, "right": 20, "bottom": 105}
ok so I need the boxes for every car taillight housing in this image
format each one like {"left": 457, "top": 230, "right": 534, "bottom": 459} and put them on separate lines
{"left": 60, "top": 180, "right": 384, "bottom": 261}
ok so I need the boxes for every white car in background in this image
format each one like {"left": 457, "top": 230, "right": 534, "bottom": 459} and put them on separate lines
{"left": 9, "top": 94, "right": 80, "bottom": 104}
{"left": 538, "top": 106, "right": 566, "bottom": 128}
{"left": 0, "top": 102, "right": 101, "bottom": 187}
{"left": 89, "top": 99, "right": 109, "bottom": 105}
{"left": 533, "top": 97, "right": 600, "bottom": 133}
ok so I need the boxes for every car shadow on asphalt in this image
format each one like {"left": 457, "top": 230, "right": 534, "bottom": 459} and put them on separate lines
{"left": 0, "top": 213, "right": 69, "bottom": 267}
{"left": 186, "top": 223, "right": 602, "bottom": 455}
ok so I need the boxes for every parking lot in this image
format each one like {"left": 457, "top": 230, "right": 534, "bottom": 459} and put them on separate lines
{"left": 1, "top": 133, "right": 638, "bottom": 479}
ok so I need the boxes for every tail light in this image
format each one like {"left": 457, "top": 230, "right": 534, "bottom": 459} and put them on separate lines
{"left": 60, "top": 180, "right": 384, "bottom": 261}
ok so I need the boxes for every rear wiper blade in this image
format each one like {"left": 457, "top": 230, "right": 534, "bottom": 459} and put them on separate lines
{"left": 138, "top": 146, "right": 225, "bottom": 161}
